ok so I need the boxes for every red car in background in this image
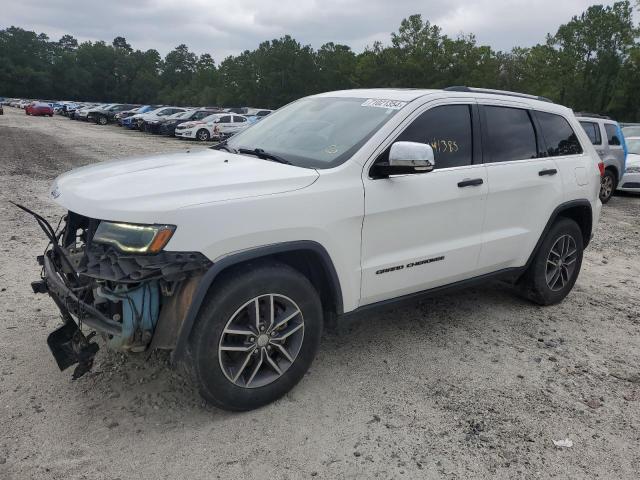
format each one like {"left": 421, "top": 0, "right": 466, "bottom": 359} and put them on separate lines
{"left": 26, "top": 102, "right": 54, "bottom": 116}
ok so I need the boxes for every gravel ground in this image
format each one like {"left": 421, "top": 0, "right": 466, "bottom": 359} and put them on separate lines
{"left": 1, "top": 107, "right": 639, "bottom": 480}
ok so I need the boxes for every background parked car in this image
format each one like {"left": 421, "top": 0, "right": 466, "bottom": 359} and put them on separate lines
{"left": 174, "top": 113, "right": 249, "bottom": 141}
{"left": 69, "top": 103, "right": 100, "bottom": 120}
{"left": 138, "top": 107, "right": 187, "bottom": 132}
{"left": 245, "top": 109, "right": 273, "bottom": 123}
{"left": 156, "top": 108, "right": 220, "bottom": 136}
{"left": 578, "top": 113, "right": 626, "bottom": 203}
{"left": 92, "top": 103, "right": 138, "bottom": 125}
{"left": 25, "top": 102, "right": 53, "bottom": 116}
{"left": 618, "top": 136, "right": 640, "bottom": 194}
{"left": 80, "top": 103, "right": 113, "bottom": 122}
{"left": 621, "top": 124, "right": 640, "bottom": 138}
{"left": 117, "top": 105, "right": 160, "bottom": 126}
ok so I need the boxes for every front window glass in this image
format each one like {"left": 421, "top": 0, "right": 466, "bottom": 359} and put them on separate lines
{"left": 392, "top": 104, "right": 473, "bottom": 169}
{"left": 226, "top": 97, "right": 403, "bottom": 169}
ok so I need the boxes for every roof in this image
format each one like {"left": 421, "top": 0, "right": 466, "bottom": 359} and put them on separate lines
{"left": 314, "top": 88, "right": 439, "bottom": 102}
{"left": 312, "top": 88, "right": 568, "bottom": 113}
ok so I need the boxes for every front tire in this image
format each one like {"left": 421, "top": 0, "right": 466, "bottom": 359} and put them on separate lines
{"left": 98, "top": 115, "right": 107, "bottom": 125}
{"left": 196, "top": 129, "right": 210, "bottom": 141}
{"left": 599, "top": 170, "right": 616, "bottom": 204}
{"left": 519, "top": 218, "right": 584, "bottom": 305}
{"left": 190, "top": 262, "right": 323, "bottom": 411}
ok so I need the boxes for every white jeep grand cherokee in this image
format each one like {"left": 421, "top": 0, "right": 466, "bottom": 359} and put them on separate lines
{"left": 23, "top": 87, "right": 601, "bottom": 411}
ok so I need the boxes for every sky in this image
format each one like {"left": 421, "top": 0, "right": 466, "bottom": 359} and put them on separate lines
{"left": 3, "top": 0, "right": 617, "bottom": 60}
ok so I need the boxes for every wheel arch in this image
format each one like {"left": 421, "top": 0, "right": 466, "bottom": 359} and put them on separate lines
{"left": 604, "top": 164, "right": 619, "bottom": 183}
{"left": 524, "top": 199, "right": 593, "bottom": 271}
{"left": 171, "top": 241, "right": 343, "bottom": 363}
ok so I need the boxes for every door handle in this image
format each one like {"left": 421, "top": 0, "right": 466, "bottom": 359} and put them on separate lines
{"left": 457, "top": 178, "right": 484, "bottom": 188}
{"left": 538, "top": 169, "right": 558, "bottom": 176}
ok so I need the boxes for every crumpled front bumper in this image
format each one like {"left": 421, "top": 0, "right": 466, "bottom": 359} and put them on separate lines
{"left": 40, "top": 251, "right": 122, "bottom": 337}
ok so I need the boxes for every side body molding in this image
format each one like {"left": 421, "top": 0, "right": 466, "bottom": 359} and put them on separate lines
{"left": 171, "top": 240, "right": 343, "bottom": 362}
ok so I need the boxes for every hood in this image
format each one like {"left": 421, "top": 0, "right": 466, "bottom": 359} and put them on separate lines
{"left": 51, "top": 149, "right": 319, "bottom": 222}
{"left": 626, "top": 153, "right": 640, "bottom": 167}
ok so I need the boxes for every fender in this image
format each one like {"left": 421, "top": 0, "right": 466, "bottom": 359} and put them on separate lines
{"left": 171, "top": 240, "right": 343, "bottom": 363}
{"left": 524, "top": 198, "right": 593, "bottom": 270}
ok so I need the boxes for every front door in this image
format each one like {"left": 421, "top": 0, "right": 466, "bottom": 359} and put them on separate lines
{"left": 360, "top": 102, "right": 488, "bottom": 306}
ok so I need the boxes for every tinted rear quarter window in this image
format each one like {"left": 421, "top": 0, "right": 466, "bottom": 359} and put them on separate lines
{"left": 604, "top": 124, "right": 621, "bottom": 146}
{"left": 484, "top": 106, "right": 538, "bottom": 162}
{"left": 537, "top": 112, "right": 583, "bottom": 156}
{"left": 394, "top": 104, "right": 473, "bottom": 169}
{"left": 579, "top": 121, "right": 601, "bottom": 145}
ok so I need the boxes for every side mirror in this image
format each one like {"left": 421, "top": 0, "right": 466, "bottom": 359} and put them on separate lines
{"left": 372, "top": 141, "right": 435, "bottom": 178}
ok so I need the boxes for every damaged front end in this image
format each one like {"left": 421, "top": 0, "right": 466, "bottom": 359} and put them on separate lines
{"left": 17, "top": 204, "right": 211, "bottom": 379}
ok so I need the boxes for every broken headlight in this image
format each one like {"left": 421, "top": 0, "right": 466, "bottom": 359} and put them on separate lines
{"left": 93, "top": 222, "right": 175, "bottom": 254}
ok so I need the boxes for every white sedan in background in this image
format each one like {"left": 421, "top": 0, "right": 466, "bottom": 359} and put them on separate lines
{"left": 174, "top": 113, "right": 250, "bottom": 141}
{"left": 618, "top": 136, "right": 640, "bottom": 193}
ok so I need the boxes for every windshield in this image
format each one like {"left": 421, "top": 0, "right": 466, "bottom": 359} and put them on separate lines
{"left": 623, "top": 126, "right": 640, "bottom": 138}
{"left": 627, "top": 138, "right": 640, "bottom": 155}
{"left": 226, "top": 96, "right": 403, "bottom": 169}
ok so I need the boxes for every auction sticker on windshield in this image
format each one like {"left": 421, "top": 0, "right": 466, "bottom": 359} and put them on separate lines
{"left": 361, "top": 99, "right": 407, "bottom": 110}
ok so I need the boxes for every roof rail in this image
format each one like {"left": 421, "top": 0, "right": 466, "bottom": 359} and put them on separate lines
{"left": 444, "top": 86, "right": 554, "bottom": 103}
{"left": 574, "top": 112, "right": 611, "bottom": 120}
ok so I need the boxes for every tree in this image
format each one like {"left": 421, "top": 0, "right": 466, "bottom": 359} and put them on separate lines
{"left": 0, "top": 2, "right": 638, "bottom": 120}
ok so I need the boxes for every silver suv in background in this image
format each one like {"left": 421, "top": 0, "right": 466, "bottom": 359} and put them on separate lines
{"left": 577, "top": 114, "right": 626, "bottom": 203}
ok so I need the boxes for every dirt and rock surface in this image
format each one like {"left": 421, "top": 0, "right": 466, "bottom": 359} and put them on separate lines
{"left": 0, "top": 107, "right": 639, "bottom": 479}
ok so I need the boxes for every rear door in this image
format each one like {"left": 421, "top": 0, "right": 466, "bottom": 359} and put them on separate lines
{"left": 477, "top": 103, "right": 563, "bottom": 271}
{"left": 230, "top": 115, "right": 248, "bottom": 133}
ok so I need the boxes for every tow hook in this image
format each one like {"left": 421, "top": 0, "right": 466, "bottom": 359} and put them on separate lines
{"left": 31, "top": 280, "right": 47, "bottom": 294}
{"left": 47, "top": 322, "right": 100, "bottom": 380}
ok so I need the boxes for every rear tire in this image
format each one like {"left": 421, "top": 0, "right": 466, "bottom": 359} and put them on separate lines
{"left": 519, "top": 218, "right": 584, "bottom": 305}
{"left": 190, "top": 262, "right": 323, "bottom": 411}
{"left": 599, "top": 170, "right": 616, "bottom": 204}
{"left": 196, "top": 129, "right": 210, "bottom": 141}
{"left": 98, "top": 115, "right": 107, "bottom": 125}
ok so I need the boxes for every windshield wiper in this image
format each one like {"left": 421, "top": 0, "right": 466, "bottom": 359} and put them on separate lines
{"left": 238, "top": 147, "right": 291, "bottom": 165}
{"left": 210, "top": 139, "right": 237, "bottom": 153}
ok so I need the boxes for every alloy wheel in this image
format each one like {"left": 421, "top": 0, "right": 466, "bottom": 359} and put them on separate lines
{"left": 600, "top": 175, "right": 614, "bottom": 200}
{"left": 197, "top": 130, "right": 209, "bottom": 141}
{"left": 545, "top": 234, "right": 578, "bottom": 291}
{"left": 218, "top": 294, "right": 304, "bottom": 388}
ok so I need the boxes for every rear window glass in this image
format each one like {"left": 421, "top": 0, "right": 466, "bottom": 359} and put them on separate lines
{"left": 484, "top": 106, "right": 538, "bottom": 162}
{"left": 579, "top": 121, "right": 601, "bottom": 145}
{"left": 604, "top": 124, "right": 621, "bottom": 146}
{"left": 537, "top": 112, "right": 583, "bottom": 156}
